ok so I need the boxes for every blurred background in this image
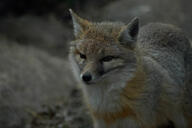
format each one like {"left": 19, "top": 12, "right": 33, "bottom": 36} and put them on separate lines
{"left": 0, "top": 0, "right": 191, "bottom": 128}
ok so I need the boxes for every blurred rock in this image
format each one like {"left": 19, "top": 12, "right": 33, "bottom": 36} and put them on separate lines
{"left": 102, "top": 0, "right": 182, "bottom": 24}
{"left": 102, "top": 0, "right": 192, "bottom": 38}
{"left": 0, "top": 15, "right": 73, "bottom": 57}
{"left": 0, "top": 38, "right": 76, "bottom": 128}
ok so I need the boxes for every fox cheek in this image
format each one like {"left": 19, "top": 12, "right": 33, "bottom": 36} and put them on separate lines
{"left": 102, "top": 59, "right": 125, "bottom": 73}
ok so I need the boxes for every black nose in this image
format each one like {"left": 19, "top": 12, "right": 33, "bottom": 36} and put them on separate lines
{"left": 82, "top": 72, "right": 92, "bottom": 82}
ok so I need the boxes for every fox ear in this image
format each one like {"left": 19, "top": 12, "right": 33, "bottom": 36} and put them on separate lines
{"left": 118, "top": 17, "right": 139, "bottom": 48}
{"left": 69, "top": 9, "right": 91, "bottom": 38}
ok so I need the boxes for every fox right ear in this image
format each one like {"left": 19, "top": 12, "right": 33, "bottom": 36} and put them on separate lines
{"left": 118, "top": 17, "right": 139, "bottom": 49}
{"left": 69, "top": 9, "right": 91, "bottom": 38}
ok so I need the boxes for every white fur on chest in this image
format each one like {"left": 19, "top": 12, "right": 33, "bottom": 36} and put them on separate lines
{"left": 80, "top": 67, "right": 136, "bottom": 113}
{"left": 82, "top": 79, "right": 128, "bottom": 113}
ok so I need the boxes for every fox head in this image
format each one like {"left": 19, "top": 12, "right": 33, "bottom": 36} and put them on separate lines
{"left": 69, "top": 9, "right": 140, "bottom": 86}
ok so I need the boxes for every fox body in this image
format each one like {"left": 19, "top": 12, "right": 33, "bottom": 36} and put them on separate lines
{"left": 69, "top": 9, "right": 192, "bottom": 128}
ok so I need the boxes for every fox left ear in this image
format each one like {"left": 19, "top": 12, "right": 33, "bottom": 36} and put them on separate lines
{"left": 69, "top": 9, "right": 92, "bottom": 38}
{"left": 118, "top": 17, "right": 139, "bottom": 48}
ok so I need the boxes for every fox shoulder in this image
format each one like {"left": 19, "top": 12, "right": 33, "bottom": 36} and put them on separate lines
{"left": 138, "top": 23, "right": 190, "bottom": 53}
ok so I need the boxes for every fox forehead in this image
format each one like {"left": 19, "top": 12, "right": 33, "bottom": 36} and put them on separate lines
{"left": 72, "top": 22, "right": 127, "bottom": 56}
{"left": 83, "top": 22, "right": 124, "bottom": 40}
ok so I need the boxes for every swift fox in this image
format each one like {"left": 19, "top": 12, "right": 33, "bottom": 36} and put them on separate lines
{"left": 69, "top": 9, "right": 192, "bottom": 128}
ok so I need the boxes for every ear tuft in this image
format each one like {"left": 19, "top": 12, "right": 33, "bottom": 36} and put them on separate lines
{"left": 118, "top": 17, "right": 139, "bottom": 48}
{"left": 128, "top": 17, "right": 139, "bottom": 39}
{"left": 69, "top": 9, "right": 91, "bottom": 38}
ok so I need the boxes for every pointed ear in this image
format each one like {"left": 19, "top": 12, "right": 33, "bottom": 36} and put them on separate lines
{"left": 69, "top": 9, "right": 91, "bottom": 38}
{"left": 118, "top": 17, "right": 139, "bottom": 48}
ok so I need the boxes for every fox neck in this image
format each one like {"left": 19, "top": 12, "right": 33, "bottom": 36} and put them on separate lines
{"left": 82, "top": 60, "right": 146, "bottom": 123}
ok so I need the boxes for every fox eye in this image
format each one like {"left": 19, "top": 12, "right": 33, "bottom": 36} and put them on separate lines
{"left": 79, "top": 53, "right": 86, "bottom": 59}
{"left": 101, "top": 56, "right": 116, "bottom": 62}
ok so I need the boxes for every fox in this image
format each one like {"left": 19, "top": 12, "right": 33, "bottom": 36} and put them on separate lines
{"left": 68, "top": 9, "right": 192, "bottom": 128}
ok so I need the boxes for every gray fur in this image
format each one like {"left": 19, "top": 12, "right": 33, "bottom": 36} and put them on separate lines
{"left": 138, "top": 23, "right": 190, "bottom": 86}
{"left": 137, "top": 23, "right": 192, "bottom": 122}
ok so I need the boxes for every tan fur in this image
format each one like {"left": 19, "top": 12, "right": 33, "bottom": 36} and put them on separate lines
{"left": 80, "top": 25, "right": 122, "bottom": 42}
{"left": 121, "top": 63, "right": 146, "bottom": 100}
{"left": 91, "top": 105, "right": 136, "bottom": 125}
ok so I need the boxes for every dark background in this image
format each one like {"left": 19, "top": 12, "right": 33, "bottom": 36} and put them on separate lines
{"left": 0, "top": 0, "right": 191, "bottom": 128}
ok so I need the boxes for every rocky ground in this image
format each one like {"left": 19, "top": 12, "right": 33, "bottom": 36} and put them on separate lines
{"left": 29, "top": 88, "right": 93, "bottom": 128}
{"left": 0, "top": 0, "right": 191, "bottom": 128}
